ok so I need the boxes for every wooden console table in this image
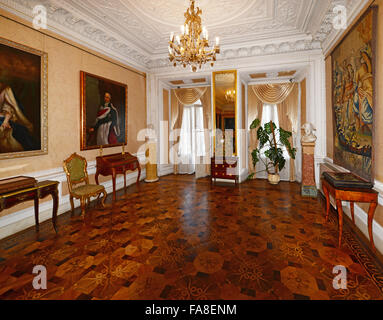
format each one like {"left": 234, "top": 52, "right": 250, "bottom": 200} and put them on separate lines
{"left": 321, "top": 177, "right": 378, "bottom": 251}
{"left": 0, "top": 181, "right": 59, "bottom": 233}
{"left": 211, "top": 156, "right": 239, "bottom": 185}
{"left": 96, "top": 152, "right": 141, "bottom": 200}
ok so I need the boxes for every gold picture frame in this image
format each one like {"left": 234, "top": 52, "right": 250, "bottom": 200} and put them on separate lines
{"left": 80, "top": 71, "right": 128, "bottom": 151}
{"left": 0, "top": 36, "right": 48, "bottom": 159}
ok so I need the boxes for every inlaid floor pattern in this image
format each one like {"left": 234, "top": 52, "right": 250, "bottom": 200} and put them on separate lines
{"left": 0, "top": 175, "right": 383, "bottom": 300}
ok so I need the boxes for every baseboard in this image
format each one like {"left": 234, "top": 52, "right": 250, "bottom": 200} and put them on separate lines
{"left": 158, "top": 164, "right": 174, "bottom": 177}
{"left": 342, "top": 202, "right": 383, "bottom": 255}
{"left": 0, "top": 153, "right": 146, "bottom": 240}
{"left": 240, "top": 168, "right": 249, "bottom": 183}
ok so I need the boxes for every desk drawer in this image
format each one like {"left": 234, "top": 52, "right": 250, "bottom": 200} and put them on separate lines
{"left": 212, "top": 171, "right": 237, "bottom": 180}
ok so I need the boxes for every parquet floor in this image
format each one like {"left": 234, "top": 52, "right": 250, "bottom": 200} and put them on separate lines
{"left": 0, "top": 175, "right": 383, "bottom": 300}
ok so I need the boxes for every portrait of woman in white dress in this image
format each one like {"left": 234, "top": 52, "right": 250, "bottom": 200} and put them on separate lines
{"left": 0, "top": 39, "right": 43, "bottom": 156}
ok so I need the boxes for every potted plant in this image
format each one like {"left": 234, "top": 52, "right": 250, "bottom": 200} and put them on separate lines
{"left": 248, "top": 118, "right": 297, "bottom": 184}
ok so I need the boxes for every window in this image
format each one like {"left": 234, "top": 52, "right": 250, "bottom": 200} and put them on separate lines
{"left": 178, "top": 100, "right": 206, "bottom": 174}
{"left": 259, "top": 104, "right": 289, "bottom": 158}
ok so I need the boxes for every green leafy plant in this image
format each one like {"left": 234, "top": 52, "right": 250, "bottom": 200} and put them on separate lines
{"left": 248, "top": 118, "right": 297, "bottom": 180}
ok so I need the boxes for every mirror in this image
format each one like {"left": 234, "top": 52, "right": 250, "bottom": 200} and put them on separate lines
{"left": 213, "top": 70, "right": 237, "bottom": 156}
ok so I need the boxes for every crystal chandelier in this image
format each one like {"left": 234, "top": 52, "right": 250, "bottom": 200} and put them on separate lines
{"left": 225, "top": 89, "right": 236, "bottom": 103}
{"left": 168, "top": 0, "right": 220, "bottom": 72}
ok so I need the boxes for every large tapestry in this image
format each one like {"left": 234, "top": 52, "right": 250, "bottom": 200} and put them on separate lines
{"left": 332, "top": 7, "right": 377, "bottom": 182}
{"left": 0, "top": 37, "right": 48, "bottom": 159}
{"left": 80, "top": 71, "right": 128, "bottom": 150}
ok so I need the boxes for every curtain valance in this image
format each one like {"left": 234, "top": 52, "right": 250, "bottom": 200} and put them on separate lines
{"left": 174, "top": 87, "right": 207, "bottom": 106}
{"left": 251, "top": 83, "right": 296, "bottom": 105}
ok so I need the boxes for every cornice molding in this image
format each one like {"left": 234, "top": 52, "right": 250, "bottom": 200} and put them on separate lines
{"left": 148, "top": 38, "right": 323, "bottom": 71}
{"left": 322, "top": 0, "right": 371, "bottom": 56}
{"left": 0, "top": 0, "right": 151, "bottom": 71}
{"left": 0, "top": 0, "right": 367, "bottom": 74}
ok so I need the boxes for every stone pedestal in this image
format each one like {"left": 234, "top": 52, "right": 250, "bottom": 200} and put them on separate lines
{"left": 145, "top": 142, "right": 159, "bottom": 183}
{"left": 301, "top": 141, "right": 317, "bottom": 197}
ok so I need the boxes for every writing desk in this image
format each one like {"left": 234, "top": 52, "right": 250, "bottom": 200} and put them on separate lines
{"left": 321, "top": 177, "right": 378, "bottom": 251}
{"left": 0, "top": 180, "right": 59, "bottom": 233}
{"left": 96, "top": 152, "right": 141, "bottom": 200}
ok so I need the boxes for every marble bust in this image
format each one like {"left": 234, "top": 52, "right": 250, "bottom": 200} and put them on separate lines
{"left": 301, "top": 123, "right": 317, "bottom": 143}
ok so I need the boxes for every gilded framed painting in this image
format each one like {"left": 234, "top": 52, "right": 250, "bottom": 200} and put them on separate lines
{"left": 80, "top": 71, "right": 128, "bottom": 151}
{"left": 0, "top": 37, "right": 48, "bottom": 159}
{"left": 331, "top": 6, "right": 377, "bottom": 182}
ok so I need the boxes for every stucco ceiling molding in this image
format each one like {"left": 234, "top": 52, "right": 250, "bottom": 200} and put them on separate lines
{"left": 0, "top": 0, "right": 367, "bottom": 72}
{"left": 0, "top": 0, "right": 151, "bottom": 70}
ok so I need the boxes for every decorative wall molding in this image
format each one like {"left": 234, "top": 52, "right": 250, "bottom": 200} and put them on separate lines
{"left": 322, "top": 0, "right": 371, "bottom": 56}
{"left": 0, "top": 0, "right": 151, "bottom": 71}
{"left": 0, "top": 0, "right": 368, "bottom": 73}
{"left": 148, "top": 38, "right": 323, "bottom": 71}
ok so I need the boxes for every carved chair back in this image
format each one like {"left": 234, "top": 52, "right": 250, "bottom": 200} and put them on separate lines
{"left": 63, "top": 153, "right": 90, "bottom": 193}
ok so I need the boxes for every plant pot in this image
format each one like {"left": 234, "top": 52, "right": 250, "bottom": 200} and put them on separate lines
{"left": 268, "top": 173, "right": 280, "bottom": 185}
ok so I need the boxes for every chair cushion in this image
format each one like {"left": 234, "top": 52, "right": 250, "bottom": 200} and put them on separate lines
{"left": 72, "top": 184, "right": 105, "bottom": 197}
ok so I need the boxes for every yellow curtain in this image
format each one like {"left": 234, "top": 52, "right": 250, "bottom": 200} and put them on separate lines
{"left": 170, "top": 90, "right": 180, "bottom": 132}
{"left": 247, "top": 87, "right": 264, "bottom": 178}
{"left": 171, "top": 87, "right": 208, "bottom": 175}
{"left": 252, "top": 83, "right": 295, "bottom": 105}
{"left": 174, "top": 87, "right": 207, "bottom": 106}
{"left": 277, "top": 83, "right": 299, "bottom": 182}
{"left": 170, "top": 90, "right": 181, "bottom": 174}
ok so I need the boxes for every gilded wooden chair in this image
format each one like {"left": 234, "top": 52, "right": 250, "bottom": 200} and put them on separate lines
{"left": 63, "top": 153, "right": 107, "bottom": 216}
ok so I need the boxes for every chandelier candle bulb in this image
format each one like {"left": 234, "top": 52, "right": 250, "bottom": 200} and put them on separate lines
{"left": 216, "top": 37, "right": 220, "bottom": 46}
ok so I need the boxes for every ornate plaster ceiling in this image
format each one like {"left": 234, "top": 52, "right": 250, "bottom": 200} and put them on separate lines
{"left": 0, "top": 0, "right": 367, "bottom": 71}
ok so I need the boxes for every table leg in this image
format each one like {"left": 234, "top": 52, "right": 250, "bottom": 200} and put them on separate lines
{"left": 350, "top": 201, "right": 355, "bottom": 224}
{"left": 323, "top": 183, "right": 330, "bottom": 222}
{"left": 52, "top": 188, "right": 59, "bottom": 233}
{"left": 112, "top": 168, "right": 117, "bottom": 201}
{"left": 95, "top": 170, "right": 100, "bottom": 185}
{"left": 136, "top": 162, "right": 141, "bottom": 185}
{"left": 34, "top": 194, "right": 39, "bottom": 232}
{"left": 367, "top": 202, "right": 378, "bottom": 252}
{"left": 336, "top": 199, "right": 343, "bottom": 248}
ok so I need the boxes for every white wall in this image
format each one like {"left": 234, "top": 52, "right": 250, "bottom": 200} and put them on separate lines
{"left": 149, "top": 50, "right": 328, "bottom": 186}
